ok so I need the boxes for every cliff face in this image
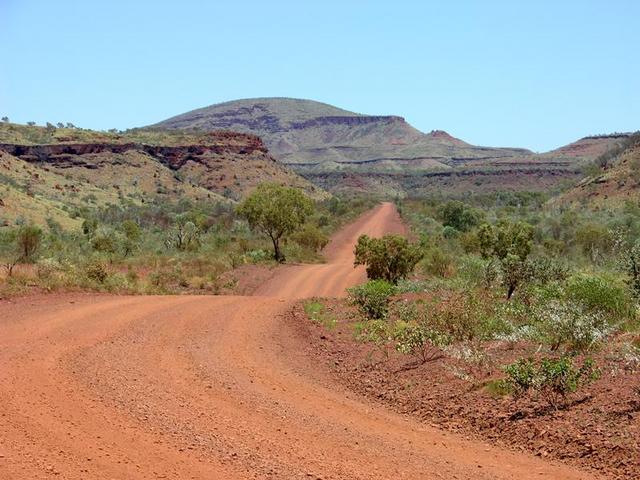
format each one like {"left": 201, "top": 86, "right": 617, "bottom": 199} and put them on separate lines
{"left": 0, "top": 134, "right": 270, "bottom": 171}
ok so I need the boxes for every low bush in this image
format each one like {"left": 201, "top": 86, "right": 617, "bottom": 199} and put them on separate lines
{"left": 393, "top": 320, "right": 451, "bottom": 363}
{"left": 292, "top": 224, "right": 329, "bottom": 252}
{"left": 566, "top": 273, "right": 632, "bottom": 318}
{"left": 503, "top": 356, "right": 600, "bottom": 409}
{"left": 85, "top": 259, "right": 109, "bottom": 283}
{"left": 354, "top": 234, "right": 422, "bottom": 284}
{"left": 421, "top": 247, "right": 455, "bottom": 278}
{"left": 348, "top": 280, "right": 397, "bottom": 320}
{"left": 533, "top": 300, "right": 610, "bottom": 353}
{"left": 36, "top": 257, "right": 62, "bottom": 281}
{"left": 435, "top": 290, "right": 508, "bottom": 343}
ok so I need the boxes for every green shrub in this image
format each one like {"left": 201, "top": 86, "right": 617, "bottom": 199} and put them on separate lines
{"left": 444, "top": 291, "right": 510, "bottom": 342}
{"left": 348, "top": 280, "right": 397, "bottom": 320}
{"left": 354, "top": 319, "right": 390, "bottom": 358}
{"left": 566, "top": 273, "right": 632, "bottom": 318}
{"left": 292, "top": 224, "right": 329, "bottom": 252}
{"left": 393, "top": 320, "right": 452, "bottom": 363}
{"left": 245, "top": 249, "right": 271, "bottom": 263}
{"left": 621, "top": 239, "right": 640, "bottom": 299}
{"left": 528, "top": 257, "right": 570, "bottom": 285}
{"left": 439, "top": 200, "right": 482, "bottom": 232}
{"left": 421, "top": 246, "right": 454, "bottom": 278}
{"left": 575, "top": 223, "right": 612, "bottom": 262}
{"left": 442, "top": 225, "right": 459, "bottom": 239}
{"left": 504, "top": 356, "right": 600, "bottom": 409}
{"left": 354, "top": 234, "right": 423, "bottom": 284}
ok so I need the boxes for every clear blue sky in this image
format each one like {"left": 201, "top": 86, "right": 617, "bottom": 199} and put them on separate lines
{"left": 1, "top": 0, "right": 638, "bottom": 151}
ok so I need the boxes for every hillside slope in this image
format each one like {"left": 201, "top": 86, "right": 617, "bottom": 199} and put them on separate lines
{"left": 556, "top": 132, "right": 640, "bottom": 207}
{"left": 0, "top": 123, "right": 325, "bottom": 227}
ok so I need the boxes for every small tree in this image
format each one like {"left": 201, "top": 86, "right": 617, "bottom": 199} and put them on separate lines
{"left": 439, "top": 200, "right": 481, "bottom": 232}
{"left": 165, "top": 214, "right": 200, "bottom": 251}
{"left": 477, "top": 220, "right": 534, "bottom": 298}
{"left": 237, "top": 183, "right": 313, "bottom": 262}
{"left": 1, "top": 225, "right": 43, "bottom": 276}
{"left": 354, "top": 234, "right": 422, "bottom": 284}
{"left": 120, "top": 220, "right": 141, "bottom": 257}
{"left": 18, "top": 225, "right": 42, "bottom": 261}
{"left": 27, "top": 121, "right": 36, "bottom": 126}
{"left": 1, "top": 116, "right": 8, "bottom": 123}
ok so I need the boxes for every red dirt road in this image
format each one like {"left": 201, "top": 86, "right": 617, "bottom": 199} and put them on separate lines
{"left": 0, "top": 203, "right": 598, "bottom": 479}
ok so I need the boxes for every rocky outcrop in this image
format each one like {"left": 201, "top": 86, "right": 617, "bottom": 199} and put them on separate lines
{"left": 0, "top": 133, "right": 271, "bottom": 171}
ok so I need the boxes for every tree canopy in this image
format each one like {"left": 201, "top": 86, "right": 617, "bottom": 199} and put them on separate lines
{"left": 354, "top": 234, "right": 423, "bottom": 284}
{"left": 236, "top": 183, "right": 313, "bottom": 262}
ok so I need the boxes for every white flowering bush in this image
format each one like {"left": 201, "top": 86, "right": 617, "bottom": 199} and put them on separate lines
{"left": 533, "top": 300, "right": 612, "bottom": 353}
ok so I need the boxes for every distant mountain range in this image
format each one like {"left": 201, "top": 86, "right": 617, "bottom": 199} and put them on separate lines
{"left": 152, "top": 97, "right": 632, "bottom": 195}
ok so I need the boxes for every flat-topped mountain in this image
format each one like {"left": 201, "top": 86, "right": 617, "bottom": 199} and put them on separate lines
{"left": 152, "top": 98, "right": 531, "bottom": 171}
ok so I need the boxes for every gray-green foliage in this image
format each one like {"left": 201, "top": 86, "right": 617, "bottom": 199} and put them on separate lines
{"left": 532, "top": 300, "right": 610, "bottom": 353}
{"left": 165, "top": 215, "right": 200, "bottom": 251}
{"left": 392, "top": 305, "right": 452, "bottom": 363}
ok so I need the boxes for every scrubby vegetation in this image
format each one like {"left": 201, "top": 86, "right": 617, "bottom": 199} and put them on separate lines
{"left": 353, "top": 234, "right": 422, "bottom": 284}
{"left": 301, "top": 191, "right": 640, "bottom": 476}
{"left": 321, "top": 192, "right": 640, "bottom": 416}
{"left": 0, "top": 188, "right": 375, "bottom": 296}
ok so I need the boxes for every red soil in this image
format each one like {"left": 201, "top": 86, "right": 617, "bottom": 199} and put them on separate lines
{"left": 0, "top": 203, "right": 598, "bottom": 479}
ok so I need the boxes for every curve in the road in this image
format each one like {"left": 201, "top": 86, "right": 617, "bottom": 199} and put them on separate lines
{"left": 0, "top": 202, "right": 598, "bottom": 479}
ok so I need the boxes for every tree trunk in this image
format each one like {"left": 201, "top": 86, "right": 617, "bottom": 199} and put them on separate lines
{"left": 271, "top": 236, "right": 283, "bottom": 263}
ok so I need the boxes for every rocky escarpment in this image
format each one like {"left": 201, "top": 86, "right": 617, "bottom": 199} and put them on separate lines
{"left": 0, "top": 129, "right": 326, "bottom": 201}
{"left": 0, "top": 131, "right": 269, "bottom": 170}
{"left": 288, "top": 115, "right": 406, "bottom": 130}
